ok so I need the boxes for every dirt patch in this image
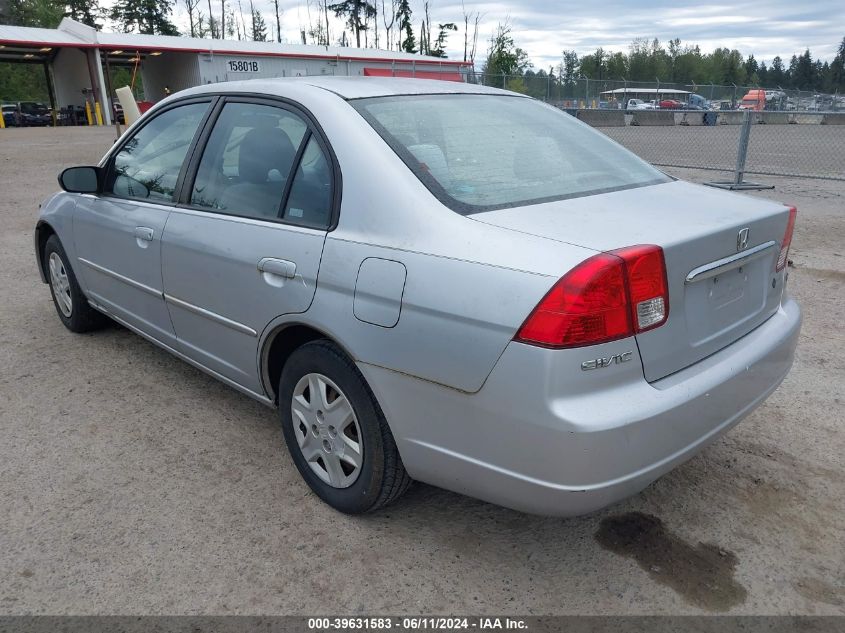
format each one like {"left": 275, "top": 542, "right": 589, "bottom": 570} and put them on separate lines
{"left": 796, "top": 267, "right": 845, "bottom": 283}
{"left": 596, "top": 512, "right": 747, "bottom": 612}
{"left": 793, "top": 577, "right": 845, "bottom": 607}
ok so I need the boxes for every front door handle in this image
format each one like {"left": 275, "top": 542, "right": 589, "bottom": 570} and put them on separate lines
{"left": 134, "top": 226, "right": 154, "bottom": 248}
{"left": 258, "top": 257, "right": 297, "bottom": 279}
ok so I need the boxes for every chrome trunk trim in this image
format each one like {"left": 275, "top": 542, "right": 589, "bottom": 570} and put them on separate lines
{"left": 685, "top": 240, "right": 777, "bottom": 284}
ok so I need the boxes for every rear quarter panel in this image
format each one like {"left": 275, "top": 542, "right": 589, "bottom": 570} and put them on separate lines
{"left": 307, "top": 238, "right": 557, "bottom": 392}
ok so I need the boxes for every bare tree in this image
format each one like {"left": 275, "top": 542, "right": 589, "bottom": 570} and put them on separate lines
{"left": 272, "top": 0, "right": 281, "bottom": 42}
{"left": 220, "top": 0, "right": 225, "bottom": 39}
{"left": 184, "top": 0, "right": 201, "bottom": 36}
{"left": 418, "top": 1, "right": 431, "bottom": 55}
{"left": 380, "top": 0, "right": 397, "bottom": 50}
{"left": 372, "top": 0, "right": 377, "bottom": 48}
{"left": 306, "top": 0, "right": 330, "bottom": 45}
{"left": 462, "top": 1, "right": 481, "bottom": 62}
{"left": 469, "top": 10, "right": 480, "bottom": 66}
{"left": 237, "top": 0, "right": 248, "bottom": 40}
{"left": 324, "top": 0, "right": 331, "bottom": 46}
{"left": 195, "top": 9, "right": 209, "bottom": 36}
{"left": 206, "top": 0, "right": 216, "bottom": 36}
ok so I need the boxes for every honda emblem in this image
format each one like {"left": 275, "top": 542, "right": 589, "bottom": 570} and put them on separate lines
{"left": 737, "top": 228, "right": 750, "bottom": 251}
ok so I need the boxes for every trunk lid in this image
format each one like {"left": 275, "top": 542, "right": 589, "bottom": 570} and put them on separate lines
{"left": 473, "top": 180, "right": 792, "bottom": 382}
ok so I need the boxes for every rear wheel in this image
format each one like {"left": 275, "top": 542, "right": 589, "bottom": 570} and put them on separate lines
{"left": 44, "top": 234, "right": 108, "bottom": 333}
{"left": 279, "top": 340, "right": 411, "bottom": 513}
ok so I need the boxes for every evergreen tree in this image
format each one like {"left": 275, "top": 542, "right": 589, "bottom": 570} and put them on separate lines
{"left": 64, "top": 0, "right": 101, "bottom": 28}
{"left": 482, "top": 23, "right": 531, "bottom": 76}
{"left": 757, "top": 61, "right": 768, "bottom": 85}
{"left": 770, "top": 56, "right": 786, "bottom": 86}
{"left": 396, "top": 0, "right": 414, "bottom": 53}
{"left": 249, "top": 0, "right": 266, "bottom": 41}
{"left": 744, "top": 54, "right": 758, "bottom": 81}
{"left": 110, "top": 0, "right": 179, "bottom": 35}
{"left": 793, "top": 49, "right": 815, "bottom": 89}
{"left": 830, "top": 37, "right": 845, "bottom": 89}
{"left": 8, "top": 0, "right": 62, "bottom": 27}
{"left": 559, "top": 50, "right": 579, "bottom": 86}
{"left": 328, "top": 0, "right": 375, "bottom": 48}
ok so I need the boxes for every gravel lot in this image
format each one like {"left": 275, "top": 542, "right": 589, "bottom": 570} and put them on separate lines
{"left": 0, "top": 127, "right": 843, "bottom": 615}
{"left": 603, "top": 123, "right": 845, "bottom": 181}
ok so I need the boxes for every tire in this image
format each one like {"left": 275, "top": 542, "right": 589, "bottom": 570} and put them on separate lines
{"left": 43, "top": 234, "right": 108, "bottom": 333}
{"left": 279, "top": 340, "right": 411, "bottom": 514}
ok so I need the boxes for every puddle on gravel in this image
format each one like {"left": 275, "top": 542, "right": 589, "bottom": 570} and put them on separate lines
{"left": 595, "top": 512, "right": 748, "bottom": 611}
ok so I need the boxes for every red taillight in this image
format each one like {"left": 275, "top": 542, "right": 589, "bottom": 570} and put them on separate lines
{"left": 776, "top": 206, "right": 797, "bottom": 272}
{"left": 617, "top": 244, "right": 670, "bottom": 333}
{"left": 515, "top": 245, "right": 669, "bottom": 349}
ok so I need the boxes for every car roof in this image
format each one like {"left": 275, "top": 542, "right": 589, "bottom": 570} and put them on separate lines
{"left": 183, "top": 76, "right": 519, "bottom": 101}
{"left": 298, "top": 76, "right": 515, "bottom": 99}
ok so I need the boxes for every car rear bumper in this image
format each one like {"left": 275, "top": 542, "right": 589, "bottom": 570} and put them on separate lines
{"left": 359, "top": 295, "right": 801, "bottom": 516}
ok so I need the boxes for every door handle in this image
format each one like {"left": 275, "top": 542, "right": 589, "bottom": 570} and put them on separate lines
{"left": 134, "top": 226, "right": 154, "bottom": 241}
{"left": 257, "top": 257, "right": 296, "bottom": 279}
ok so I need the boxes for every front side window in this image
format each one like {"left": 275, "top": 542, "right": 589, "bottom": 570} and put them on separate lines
{"left": 106, "top": 102, "right": 208, "bottom": 202}
{"left": 190, "top": 102, "right": 308, "bottom": 220}
{"left": 352, "top": 94, "right": 671, "bottom": 214}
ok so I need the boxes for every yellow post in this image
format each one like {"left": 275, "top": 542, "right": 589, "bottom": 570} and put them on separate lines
{"left": 0, "top": 112, "right": 5, "bottom": 129}
{"left": 94, "top": 102, "right": 103, "bottom": 126}
{"left": 85, "top": 101, "right": 93, "bottom": 126}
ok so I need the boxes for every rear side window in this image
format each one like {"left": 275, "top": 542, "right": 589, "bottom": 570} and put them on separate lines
{"left": 352, "top": 94, "right": 670, "bottom": 214}
{"left": 106, "top": 102, "right": 208, "bottom": 202}
{"left": 190, "top": 102, "right": 309, "bottom": 221}
{"left": 283, "top": 136, "right": 333, "bottom": 229}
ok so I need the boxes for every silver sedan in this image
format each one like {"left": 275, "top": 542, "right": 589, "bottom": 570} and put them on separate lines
{"left": 35, "top": 78, "right": 801, "bottom": 516}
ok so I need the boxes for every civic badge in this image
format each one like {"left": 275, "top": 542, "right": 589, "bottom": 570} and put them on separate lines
{"left": 737, "top": 228, "right": 750, "bottom": 251}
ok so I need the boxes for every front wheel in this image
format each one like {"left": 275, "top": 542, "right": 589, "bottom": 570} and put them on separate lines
{"left": 279, "top": 340, "right": 411, "bottom": 514}
{"left": 43, "top": 234, "right": 108, "bottom": 333}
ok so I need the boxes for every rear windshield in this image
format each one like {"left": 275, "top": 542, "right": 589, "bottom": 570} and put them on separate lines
{"left": 352, "top": 94, "right": 670, "bottom": 214}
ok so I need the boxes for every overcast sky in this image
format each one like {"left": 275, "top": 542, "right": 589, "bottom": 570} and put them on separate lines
{"left": 168, "top": 0, "right": 844, "bottom": 67}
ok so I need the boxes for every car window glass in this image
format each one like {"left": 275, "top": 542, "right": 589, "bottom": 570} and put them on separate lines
{"left": 282, "top": 136, "right": 333, "bottom": 229}
{"left": 190, "top": 102, "right": 307, "bottom": 219}
{"left": 106, "top": 102, "right": 207, "bottom": 202}
{"left": 353, "top": 94, "right": 670, "bottom": 214}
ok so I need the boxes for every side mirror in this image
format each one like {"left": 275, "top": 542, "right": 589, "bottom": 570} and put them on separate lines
{"left": 58, "top": 166, "right": 101, "bottom": 194}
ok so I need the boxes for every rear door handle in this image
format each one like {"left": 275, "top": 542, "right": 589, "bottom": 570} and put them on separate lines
{"left": 134, "top": 226, "right": 154, "bottom": 241}
{"left": 257, "top": 257, "right": 297, "bottom": 279}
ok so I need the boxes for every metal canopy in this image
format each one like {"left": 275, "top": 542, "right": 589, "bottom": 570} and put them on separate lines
{"left": 0, "top": 19, "right": 471, "bottom": 67}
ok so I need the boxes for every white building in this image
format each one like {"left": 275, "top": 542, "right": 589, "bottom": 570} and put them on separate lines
{"left": 0, "top": 18, "right": 470, "bottom": 124}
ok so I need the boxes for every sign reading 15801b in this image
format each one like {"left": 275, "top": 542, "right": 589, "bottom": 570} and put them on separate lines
{"left": 227, "top": 60, "right": 260, "bottom": 72}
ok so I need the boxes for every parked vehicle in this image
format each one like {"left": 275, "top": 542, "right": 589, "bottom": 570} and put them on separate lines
{"left": 765, "top": 90, "right": 787, "bottom": 110}
{"left": 57, "top": 105, "right": 88, "bottom": 126}
{"left": 35, "top": 78, "right": 802, "bottom": 516}
{"left": 687, "top": 94, "right": 710, "bottom": 110}
{"left": 739, "top": 89, "right": 766, "bottom": 111}
{"left": 658, "top": 99, "right": 683, "bottom": 109}
{"left": 626, "top": 98, "right": 656, "bottom": 111}
{"left": 2, "top": 103, "right": 19, "bottom": 127}
{"left": 112, "top": 100, "right": 125, "bottom": 124}
{"left": 15, "top": 101, "right": 52, "bottom": 126}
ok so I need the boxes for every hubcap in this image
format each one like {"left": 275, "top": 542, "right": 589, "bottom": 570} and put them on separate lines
{"left": 291, "top": 373, "right": 363, "bottom": 488}
{"left": 48, "top": 252, "right": 73, "bottom": 318}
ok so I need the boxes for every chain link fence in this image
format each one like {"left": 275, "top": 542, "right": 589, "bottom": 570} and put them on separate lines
{"left": 464, "top": 73, "right": 845, "bottom": 113}
{"left": 599, "top": 111, "right": 844, "bottom": 183}
{"left": 441, "top": 71, "right": 845, "bottom": 183}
